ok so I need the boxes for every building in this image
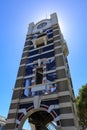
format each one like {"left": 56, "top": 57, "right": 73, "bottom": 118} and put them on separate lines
{"left": 0, "top": 115, "right": 6, "bottom": 130}
{"left": 6, "top": 13, "right": 79, "bottom": 130}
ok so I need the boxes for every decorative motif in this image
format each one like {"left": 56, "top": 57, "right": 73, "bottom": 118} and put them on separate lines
{"left": 37, "top": 22, "right": 47, "bottom": 29}
{"left": 15, "top": 105, "right": 60, "bottom": 128}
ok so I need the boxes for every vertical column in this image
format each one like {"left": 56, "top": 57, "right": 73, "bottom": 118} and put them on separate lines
{"left": 5, "top": 36, "right": 30, "bottom": 130}
{"left": 52, "top": 22, "right": 77, "bottom": 130}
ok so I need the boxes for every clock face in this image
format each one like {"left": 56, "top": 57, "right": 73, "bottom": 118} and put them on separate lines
{"left": 37, "top": 22, "right": 47, "bottom": 29}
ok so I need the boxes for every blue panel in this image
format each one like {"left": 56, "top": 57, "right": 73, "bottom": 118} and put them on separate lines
{"left": 40, "top": 51, "right": 54, "bottom": 59}
{"left": 29, "top": 41, "right": 33, "bottom": 45}
{"left": 25, "top": 64, "right": 33, "bottom": 76}
{"left": 0, "top": 126, "right": 5, "bottom": 130}
{"left": 27, "top": 55, "right": 39, "bottom": 63}
{"left": 19, "top": 102, "right": 33, "bottom": 109}
{"left": 29, "top": 44, "right": 54, "bottom": 57}
{"left": 46, "top": 83, "right": 58, "bottom": 93}
{"left": 46, "top": 29, "right": 53, "bottom": 33}
{"left": 33, "top": 33, "right": 40, "bottom": 38}
{"left": 24, "top": 78, "right": 32, "bottom": 86}
{"left": 29, "top": 50, "right": 38, "bottom": 56}
{"left": 43, "top": 44, "right": 54, "bottom": 52}
{"left": 46, "top": 59, "right": 56, "bottom": 71}
{"left": 43, "top": 28, "right": 53, "bottom": 33}
{"left": 23, "top": 78, "right": 32, "bottom": 97}
{"left": 29, "top": 45, "right": 34, "bottom": 50}
{"left": 47, "top": 33, "right": 53, "bottom": 38}
{"left": 46, "top": 72, "right": 57, "bottom": 82}
{"left": 27, "top": 51, "right": 55, "bottom": 64}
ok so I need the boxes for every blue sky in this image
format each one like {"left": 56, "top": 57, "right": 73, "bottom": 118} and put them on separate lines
{"left": 0, "top": 0, "right": 87, "bottom": 120}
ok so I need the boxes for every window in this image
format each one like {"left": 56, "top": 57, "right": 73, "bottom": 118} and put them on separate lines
{"left": 36, "top": 67, "right": 43, "bottom": 84}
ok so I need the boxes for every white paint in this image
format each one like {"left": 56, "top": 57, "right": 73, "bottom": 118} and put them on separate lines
{"left": 15, "top": 129, "right": 18, "bottom": 130}
{"left": 32, "top": 85, "right": 45, "bottom": 92}
{"left": 33, "top": 96, "right": 41, "bottom": 109}
{"left": 60, "top": 113, "right": 74, "bottom": 119}
{"left": 43, "top": 77, "right": 46, "bottom": 80}
{"left": 9, "top": 109, "right": 17, "bottom": 113}
{"left": 48, "top": 105, "right": 60, "bottom": 112}
{"left": 17, "top": 76, "right": 23, "bottom": 80}
{"left": 61, "top": 127, "right": 77, "bottom": 130}
{"left": 53, "top": 34, "right": 60, "bottom": 38}
{"left": 11, "top": 99, "right": 19, "bottom": 103}
{"left": 51, "top": 13, "right": 58, "bottom": 25}
{"left": 16, "top": 119, "right": 20, "bottom": 125}
{"left": 7, "top": 118, "right": 15, "bottom": 123}
{"left": 54, "top": 39, "right": 61, "bottom": 43}
{"left": 54, "top": 116, "right": 60, "bottom": 121}
{"left": 38, "top": 59, "right": 41, "bottom": 66}
{"left": 21, "top": 56, "right": 27, "bottom": 60}
{"left": 59, "top": 102, "right": 72, "bottom": 108}
{"left": 58, "top": 91, "right": 70, "bottom": 97}
{"left": 19, "top": 64, "right": 26, "bottom": 67}
{"left": 18, "top": 109, "right": 27, "bottom": 115}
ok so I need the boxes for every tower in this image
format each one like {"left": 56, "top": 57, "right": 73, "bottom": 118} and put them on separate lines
{"left": 6, "top": 13, "right": 79, "bottom": 130}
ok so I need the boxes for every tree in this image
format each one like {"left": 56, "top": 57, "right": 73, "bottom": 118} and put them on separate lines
{"left": 76, "top": 84, "right": 87, "bottom": 130}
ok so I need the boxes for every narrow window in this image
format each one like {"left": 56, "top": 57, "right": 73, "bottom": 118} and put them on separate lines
{"left": 36, "top": 67, "right": 43, "bottom": 84}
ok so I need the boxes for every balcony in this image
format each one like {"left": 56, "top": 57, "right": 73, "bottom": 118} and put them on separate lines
{"left": 32, "top": 33, "right": 48, "bottom": 48}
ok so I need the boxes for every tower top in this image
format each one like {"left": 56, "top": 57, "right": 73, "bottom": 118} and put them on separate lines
{"left": 28, "top": 13, "right": 58, "bottom": 34}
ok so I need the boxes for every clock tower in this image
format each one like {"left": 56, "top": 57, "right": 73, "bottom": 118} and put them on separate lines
{"left": 6, "top": 13, "right": 79, "bottom": 130}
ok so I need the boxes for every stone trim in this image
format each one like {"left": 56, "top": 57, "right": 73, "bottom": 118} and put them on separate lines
{"left": 7, "top": 119, "right": 15, "bottom": 123}
{"left": 61, "top": 126, "right": 77, "bottom": 130}
{"left": 60, "top": 113, "right": 74, "bottom": 119}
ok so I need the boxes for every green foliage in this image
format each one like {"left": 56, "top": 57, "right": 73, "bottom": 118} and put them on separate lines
{"left": 76, "top": 84, "right": 87, "bottom": 129}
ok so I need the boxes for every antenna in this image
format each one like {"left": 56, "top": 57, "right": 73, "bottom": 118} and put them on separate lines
{"left": 46, "top": 13, "right": 47, "bottom": 19}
